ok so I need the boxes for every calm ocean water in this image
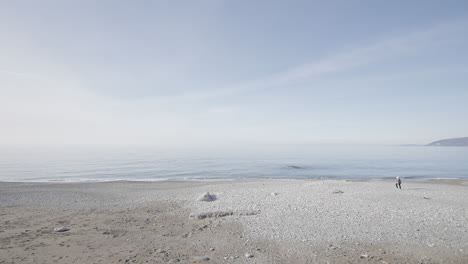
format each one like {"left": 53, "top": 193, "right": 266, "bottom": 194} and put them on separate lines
{"left": 0, "top": 145, "right": 467, "bottom": 182}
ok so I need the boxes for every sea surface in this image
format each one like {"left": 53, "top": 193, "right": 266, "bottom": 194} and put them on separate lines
{"left": 0, "top": 145, "right": 467, "bottom": 182}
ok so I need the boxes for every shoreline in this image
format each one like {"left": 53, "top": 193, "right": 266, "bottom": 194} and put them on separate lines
{"left": 1, "top": 179, "right": 467, "bottom": 263}
{"left": 1, "top": 177, "right": 467, "bottom": 184}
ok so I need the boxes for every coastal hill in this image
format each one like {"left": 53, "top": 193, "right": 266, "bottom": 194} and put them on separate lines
{"left": 427, "top": 137, "right": 468, "bottom": 146}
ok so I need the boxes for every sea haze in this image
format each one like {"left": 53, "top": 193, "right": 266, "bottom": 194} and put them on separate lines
{"left": 0, "top": 145, "right": 467, "bottom": 182}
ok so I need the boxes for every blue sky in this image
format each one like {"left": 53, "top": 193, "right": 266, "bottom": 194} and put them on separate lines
{"left": 1, "top": 0, "right": 468, "bottom": 146}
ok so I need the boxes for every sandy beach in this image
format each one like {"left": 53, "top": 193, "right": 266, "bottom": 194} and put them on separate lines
{"left": 1, "top": 179, "right": 467, "bottom": 264}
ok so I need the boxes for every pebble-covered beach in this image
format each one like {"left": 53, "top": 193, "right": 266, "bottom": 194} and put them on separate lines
{"left": 1, "top": 180, "right": 467, "bottom": 263}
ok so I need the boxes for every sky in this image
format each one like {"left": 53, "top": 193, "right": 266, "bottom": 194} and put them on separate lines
{"left": 1, "top": 0, "right": 468, "bottom": 147}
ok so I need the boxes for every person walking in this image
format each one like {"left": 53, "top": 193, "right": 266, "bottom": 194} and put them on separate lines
{"left": 395, "top": 176, "right": 402, "bottom": 189}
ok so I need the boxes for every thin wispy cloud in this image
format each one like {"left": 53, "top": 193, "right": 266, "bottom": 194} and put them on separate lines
{"left": 160, "top": 18, "right": 468, "bottom": 102}
{"left": 0, "top": 70, "right": 41, "bottom": 79}
{"left": 249, "top": 19, "right": 467, "bottom": 88}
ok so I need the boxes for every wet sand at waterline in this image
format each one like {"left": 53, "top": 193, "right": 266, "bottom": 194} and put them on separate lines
{"left": 1, "top": 179, "right": 467, "bottom": 263}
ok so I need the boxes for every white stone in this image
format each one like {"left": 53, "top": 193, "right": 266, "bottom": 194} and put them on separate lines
{"left": 53, "top": 227, "right": 70, "bottom": 232}
{"left": 197, "top": 192, "right": 215, "bottom": 202}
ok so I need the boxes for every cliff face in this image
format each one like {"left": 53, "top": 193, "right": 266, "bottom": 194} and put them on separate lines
{"left": 427, "top": 137, "right": 468, "bottom": 146}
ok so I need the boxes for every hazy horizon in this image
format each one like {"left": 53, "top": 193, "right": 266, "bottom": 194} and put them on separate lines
{"left": 1, "top": 1, "right": 468, "bottom": 147}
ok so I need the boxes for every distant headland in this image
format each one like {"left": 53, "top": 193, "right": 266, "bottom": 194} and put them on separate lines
{"left": 426, "top": 137, "right": 468, "bottom": 146}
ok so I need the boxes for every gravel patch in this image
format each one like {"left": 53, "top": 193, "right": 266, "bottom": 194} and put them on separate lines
{"left": 183, "top": 180, "right": 468, "bottom": 252}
